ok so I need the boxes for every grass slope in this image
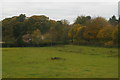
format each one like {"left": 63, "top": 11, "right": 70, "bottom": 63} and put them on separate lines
{"left": 2, "top": 45, "right": 118, "bottom": 78}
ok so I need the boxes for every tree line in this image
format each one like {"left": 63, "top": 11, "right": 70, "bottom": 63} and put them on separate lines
{"left": 1, "top": 14, "right": 120, "bottom": 47}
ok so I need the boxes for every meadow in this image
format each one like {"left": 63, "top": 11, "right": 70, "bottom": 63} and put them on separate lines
{"left": 2, "top": 45, "right": 118, "bottom": 78}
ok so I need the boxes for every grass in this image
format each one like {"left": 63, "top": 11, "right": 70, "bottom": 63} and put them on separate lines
{"left": 0, "top": 48, "right": 2, "bottom": 79}
{"left": 2, "top": 45, "right": 118, "bottom": 78}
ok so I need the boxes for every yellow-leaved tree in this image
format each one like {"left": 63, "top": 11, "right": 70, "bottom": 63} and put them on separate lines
{"left": 68, "top": 24, "right": 85, "bottom": 43}
{"left": 31, "top": 29, "right": 42, "bottom": 44}
{"left": 83, "top": 17, "right": 109, "bottom": 41}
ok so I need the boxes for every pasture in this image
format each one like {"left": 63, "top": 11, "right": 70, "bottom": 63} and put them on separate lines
{"left": 2, "top": 45, "right": 118, "bottom": 78}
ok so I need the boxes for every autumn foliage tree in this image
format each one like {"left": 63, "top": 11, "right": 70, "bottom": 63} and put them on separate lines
{"left": 97, "top": 25, "right": 114, "bottom": 41}
{"left": 2, "top": 14, "right": 119, "bottom": 47}
{"left": 32, "top": 29, "right": 42, "bottom": 44}
{"left": 112, "top": 24, "right": 120, "bottom": 45}
{"left": 83, "top": 17, "right": 109, "bottom": 41}
{"left": 74, "top": 16, "right": 91, "bottom": 26}
{"left": 68, "top": 24, "right": 85, "bottom": 43}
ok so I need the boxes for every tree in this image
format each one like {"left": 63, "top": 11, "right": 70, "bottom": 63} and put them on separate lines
{"left": 2, "top": 14, "right": 27, "bottom": 43}
{"left": 74, "top": 16, "right": 91, "bottom": 26}
{"left": 29, "top": 15, "right": 50, "bottom": 33}
{"left": 16, "top": 14, "right": 26, "bottom": 22}
{"left": 31, "top": 29, "right": 42, "bottom": 44}
{"left": 112, "top": 24, "right": 120, "bottom": 44}
{"left": 2, "top": 17, "right": 16, "bottom": 43}
{"left": 75, "top": 26, "right": 86, "bottom": 41}
{"left": 61, "top": 19, "right": 69, "bottom": 26}
{"left": 68, "top": 24, "right": 85, "bottom": 43}
{"left": 109, "top": 15, "right": 118, "bottom": 26}
{"left": 2, "top": 14, "right": 118, "bottom": 47}
{"left": 83, "top": 17, "right": 109, "bottom": 41}
{"left": 48, "top": 20, "right": 68, "bottom": 43}
{"left": 118, "top": 16, "right": 120, "bottom": 23}
{"left": 97, "top": 25, "right": 114, "bottom": 41}
{"left": 13, "top": 22, "right": 27, "bottom": 43}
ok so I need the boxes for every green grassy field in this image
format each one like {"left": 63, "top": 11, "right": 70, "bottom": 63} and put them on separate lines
{"left": 2, "top": 45, "right": 118, "bottom": 78}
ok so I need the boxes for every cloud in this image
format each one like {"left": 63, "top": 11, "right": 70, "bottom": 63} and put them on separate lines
{"left": 1, "top": 0, "right": 119, "bottom": 2}
{"left": 1, "top": 2, "right": 118, "bottom": 23}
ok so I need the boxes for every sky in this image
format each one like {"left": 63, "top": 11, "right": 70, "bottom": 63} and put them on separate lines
{"left": 0, "top": 0, "right": 119, "bottom": 23}
{"left": 0, "top": 0, "right": 119, "bottom": 2}
{"left": 118, "top": 1, "right": 120, "bottom": 15}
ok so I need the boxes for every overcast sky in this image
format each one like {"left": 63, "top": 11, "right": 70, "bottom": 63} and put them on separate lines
{"left": 0, "top": 0, "right": 119, "bottom": 23}
{"left": 0, "top": 0, "right": 119, "bottom": 2}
